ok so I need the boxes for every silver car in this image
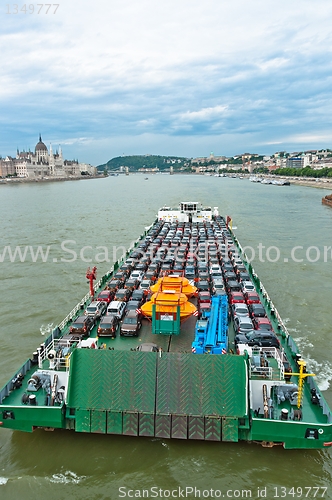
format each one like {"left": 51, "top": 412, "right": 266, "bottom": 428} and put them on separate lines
{"left": 231, "top": 303, "right": 249, "bottom": 319}
{"left": 84, "top": 300, "right": 107, "bottom": 319}
{"left": 234, "top": 316, "right": 254, "bottom": 335}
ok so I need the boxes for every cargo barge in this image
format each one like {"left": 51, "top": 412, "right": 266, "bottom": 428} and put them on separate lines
{"left": 1, "top": 202, "right": 332, "bottom": 449}
{"left": 322, "top": 194, "right": 332, "bottom": 207}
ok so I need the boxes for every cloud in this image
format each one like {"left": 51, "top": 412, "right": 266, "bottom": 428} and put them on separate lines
{"left": 1, "top": 0, "right": 332, "bottom": 164}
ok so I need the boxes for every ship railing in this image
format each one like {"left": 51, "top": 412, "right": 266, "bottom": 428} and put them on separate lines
{"left": 0, "top": 358, "right": 33, "bottom": 404}
{"left": 249, "top": 363, "right": 273, "bottom": 379}
{"left": 250, "top": 347, "right": 285, "bottom": 380}
{"left": 307, "top": 376, "right": 332, "bottom": 423}
{"left": 38, "top": 339, "right": 73, "bottom": 372}
{"left": 56, "top": 225, "right": 153, "bottom": 334}
{"left": 232, "top": 232, "right": 291, "bottom": 340}
{"left": 57, "top": 291, "right": 91, "bottom": 331}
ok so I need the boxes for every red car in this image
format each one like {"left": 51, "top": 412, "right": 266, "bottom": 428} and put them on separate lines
{"left": 198, "top": 291, "right": 211, "bottom": 304}
{"left": 97, "top": 290, "right": 114, "bottom": 304}
{"left": 230, "top": 292, "right": 245, "bottom": 304}
{"left": 252, "top": 317, "right": 273, "bottom": 331}
{"left": 197, "top": 301, "right": 211, "bottom": 319}
{"left": 245, "top": 292, "right": 261, "bottom": 304}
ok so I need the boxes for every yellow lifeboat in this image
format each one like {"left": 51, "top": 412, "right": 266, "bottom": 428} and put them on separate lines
{"left": 140, "top": 289, "right": 197, "bottom": 321}
{"left": 150, "top": 275, "right": 197, "bottom": 298}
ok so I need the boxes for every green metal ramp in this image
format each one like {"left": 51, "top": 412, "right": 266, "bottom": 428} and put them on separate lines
{"left": 67, "top": 349, "right": 157, "bottom": 412}
{"left": 66, "top": 349, "right": 248, "bottom": 441}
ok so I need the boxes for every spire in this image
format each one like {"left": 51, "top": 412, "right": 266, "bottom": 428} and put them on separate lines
{"left": 39, "top": 133, "right": 42, "bottom": 142}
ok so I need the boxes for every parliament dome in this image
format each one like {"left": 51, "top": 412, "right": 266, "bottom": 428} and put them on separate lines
{"left": 35, "top": 134, "right": 48, "bottom": 152}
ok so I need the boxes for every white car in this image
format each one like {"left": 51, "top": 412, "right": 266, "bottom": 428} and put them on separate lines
{"left": 241, "top": 281, "right": 255, "bottom": 293}
{"left": 107, "top": 300, "right": 126, "bottom": 319}
{"left": 130, "top": 270, "right": 145, "bottom": 282}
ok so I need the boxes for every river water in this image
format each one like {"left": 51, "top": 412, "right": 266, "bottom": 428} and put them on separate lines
{"left": 0, "top": 174, "right": 332, "bottom": 499}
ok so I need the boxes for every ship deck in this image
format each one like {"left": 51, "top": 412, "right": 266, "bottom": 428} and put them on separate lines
{"left": 1, "top": 208, "right": 332, "bottom": 448}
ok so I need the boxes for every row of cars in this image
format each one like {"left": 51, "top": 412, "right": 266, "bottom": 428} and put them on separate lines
{"left": 69, "top": 286, "right": 147, "bottom": 338}
{"left": 67, "top": 216, "right": 279, "bottom": 350}
{"left": 185, "top": 219, "right": 281, "bottom": 350}
{"left": 230, "top": 290, "right": 280, "bottom": 349}
{"left": 66, "top": 219, "right": 236, "bottom": 339}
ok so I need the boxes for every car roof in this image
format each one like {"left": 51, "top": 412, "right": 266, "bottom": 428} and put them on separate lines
{"left": 233, "top": 303, "right": 248, "bottom": 309}
{"left": 237, "top": 316, "right": 253, "bottom": 324}
{"left": 100, "top": 315, "right": 117, "bottom": 323}
{"left": 125, "top": 310, "right": 139, "bottom": 318}
{"left": 108, "top": 300, "right": 124, "bottom": 307}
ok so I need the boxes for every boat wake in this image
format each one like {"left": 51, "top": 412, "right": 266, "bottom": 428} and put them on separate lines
{"left": 49, "top": 470, "right": 86, "bottom": 484}
{"left": 40, "top": 323, "right": 54, "bottom": 336}
{"left": 305, "top": 356, "right": 332, "bottom": 391}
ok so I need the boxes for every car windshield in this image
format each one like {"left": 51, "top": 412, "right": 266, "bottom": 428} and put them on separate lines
{"left": 72, "top": 323, "right": 84, "bottom": 328}
{"left": 240, "top": 322, "right": 253, "bottom": 330}
{"left": 100, "top": 323, "right": 113, "bottom": 329}
{"left": 123, "top": 317, "right": 136, "bottom": 325}
{"left": 235, "top": 306, "right": 248, "bottom": 313}
{"left": 246, "top": 332, "right": 261, "bottom": 340}
{"left": 127, "top": 302, "right": 138, "bottom": 309}
{"left": 86, "top": 307, "right": 97, "bottom": 313}
{"left": 257, "top": 324, "right": 272, "bottom": 330}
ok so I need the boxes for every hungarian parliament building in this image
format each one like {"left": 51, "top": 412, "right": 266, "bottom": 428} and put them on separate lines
{"left": 0, "top": 135, "right": 96, "bottom": 178}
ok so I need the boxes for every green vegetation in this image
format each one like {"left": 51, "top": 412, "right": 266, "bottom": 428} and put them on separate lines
{"left": 272, "top": 166, "right": 332, "bottom": 178}
{"left": 97, "top": 155, "right": 189, "bottom": 172}
{"left": 252, "top": 167, "right": 269, "bottom": 174}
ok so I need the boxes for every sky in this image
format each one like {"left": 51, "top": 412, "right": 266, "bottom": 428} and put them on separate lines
{"left": 1, "top": 0, "right": 332, "bottom": 165}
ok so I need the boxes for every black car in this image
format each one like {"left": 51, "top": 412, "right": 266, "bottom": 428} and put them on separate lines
{"left": 125, "top": 300, "right": 142, "bottom": 314}
{"left": 238, "top": 272, "right": 251, "bottom": 282}
{"left": 131, "top": 289, "right": 146, "bottom": 304}
{"left": 248, "top": 303, "right": 266, "bottom": 318}
{"left": 185, "top": 266, "right": 196, "bottom": 279}
{"left": 235, "top": 331, "right": 280, "bottom": 349}
{"left": 124, "top": 278, "right": 139, "bottom": 290}
{"left": 114, "top": 288, "right": 132, "bottom": 302}
{"left": 223, "top": 270, "right": 237, "bottom": 282}
{"left": 196, "top": 280, "right": 210, "bottom": 292}
{"left": 173, "top": 262, "right": 185, "bottom": 272}
{"left": 226, "top": 280, "right": 241, "bottom": 293}
{"left": 197, "top": 270, "right": 210, "bottom": 281}
{"left": 107, "top": 279, "right": 123, "bottom": 292}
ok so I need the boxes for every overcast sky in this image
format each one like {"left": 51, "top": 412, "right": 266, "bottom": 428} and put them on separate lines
{"left": 1, "top": 0, "right": 332, "bottom": 165}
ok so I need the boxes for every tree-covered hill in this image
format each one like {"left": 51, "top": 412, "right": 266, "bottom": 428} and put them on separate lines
{"left": 97, "top": 155, "right": 189, "bottom": 172}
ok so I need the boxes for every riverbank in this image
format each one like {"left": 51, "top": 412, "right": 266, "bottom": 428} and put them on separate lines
{"left": 0, "top": 174, "right": 105, "bottom": 185}
{"left": 248, "top": 174, "right": 332, "bottom": 190}
{"left": 286, "top": 178, "right": 332, "bottom": 189}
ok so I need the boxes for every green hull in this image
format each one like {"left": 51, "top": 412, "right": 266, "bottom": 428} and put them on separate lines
{"left": 1, "top": 208, "right": 332, "bottom": 450}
